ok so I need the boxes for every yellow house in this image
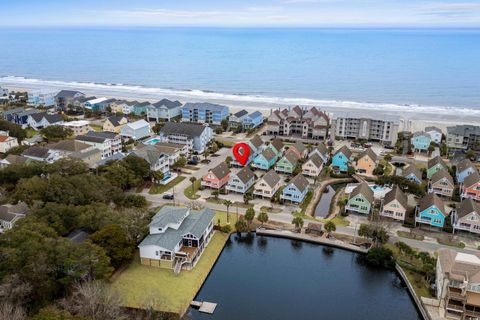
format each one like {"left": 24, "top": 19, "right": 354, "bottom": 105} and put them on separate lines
{"left": 103, "top": 116, "right": 128, "bottom": 133}
{"left": 354, "top": 148, "right": 377, "bottom": 176}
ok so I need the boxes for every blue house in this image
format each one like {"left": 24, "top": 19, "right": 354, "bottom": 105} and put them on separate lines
{"left": 456, "top": 158, "right": 477, "bottom": 183}
{"left": 281, "top": 174, "right": 309, "bottom": 203}
{"left": 253, "top": 148, "right": 277, "bottom": 170}
{"left": 84, "top": 97, "right": 110, "bottom": 112}
{"left": 1, "top": 108, "right": 41, "bottom": 128}
{"left": 243, "top": 111, "right": 264, "bottom": 129}
{"left": 133, "top": 101, "right": 152, "bottom": 116}
{"left": 402, "top": 165, "right": 423, "bottom": 185}
{"left": 415, "top": 193, "right": 447, "bottom": 228}
{"left": 411, "top": 132, "right": 432, "bottom": 153}
{"left": 331, "top": 146, "right": 352, "bottom": 173}
{"left": 181, "top": 102, "right": 229, "bottom": 125}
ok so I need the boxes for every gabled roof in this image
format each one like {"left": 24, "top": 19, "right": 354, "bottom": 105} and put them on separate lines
{"left": 307, "top": 153, "right": 324, "bottom": 168}
{"left": 402, "top": 165, "right": 422, "bottom": 181}
{"left": 160, "top": 122, "right": 208, "bottom": 138}
{"left": 463, "top": 170, "right": 480, "bottom": 188}
{"left": 55, "top": 90, "right": 84, "bottom": 98}
{"left": 358, "top": 148, "right": 377, "bottom": 163}
{"left": 334, "top": 145, "right": 352, "bottom": 159}
{"left": 152, "top": 99, "right": 182, "bottom": 109}
{"left": 428, "top": 156, "right": 447, "bottom": 170}
{"left": 76, "top": 131, "right": 118, "bottom": 143}
{"left": 350, "top": 182, "right": 374, "bottom": 203}
{"left": 270, "top": 138, "right": 284, "bottom": 153}
{"left": 457, "top": 158, "right": 475, "bottom": 173}
{"left": 107, "top": 116, "right": 127, "bottom": 127}
{"left": 29, "top": 112, "right": 63, "bottom": 124}
{"left": 249, "top": 135, "right": 263, "bottom": 150}
{"left": 49, "top": 140, "right": 91, "bottom": 153}
{"left": 0, "top": 135, "right": 15, "bottom": 142}
{"left": 431, "top": 169, "right": 454, "bottom": 186}
{"left": 260, "top": 169, "right": 281, "bottom": 188}
{"left": 288, "top": 174, "right": 309, "bottom": 193}
{"left": 234, "top": 166, "right": 255, "bottom": 184}
{"left": 311, "top": 143, "right": 328, "bottom": 156}
{"left": 0, "top": 202, "right": 28, "bottom": 216}
{"left": 260, "top": 148, "right": 276, "bottom": 162}
{"left": 2, "top": 154, "right": 27, "bottom": 165}
{"left": 135, "top": 101, "right": 152, "bottom": 107}
{"left": 283, "top": 150, "right": 300, "bottom": 165}
{"left": 126, "top": 119, "right": 150, "bottom": 130}
{"left": 425, "top": 126, "right": 442, "bottom": 134}
{"left": 182, "top": 102, "right": 228, "bottom": 112}
{"left": 233, "top": 109, "right": 248, "bottom": 118}
{"left": 22, "top": 146, "right": 50, "bottom": 159}
{"left": 149, "top": 207, "right": 189, "bottom": 228}
{"left": 412, "top": 131, "right": 431, "bottom": 139}
{"left": 383, "top": 186, "right": 408, "bottom": 210}
{"left": 69, "top": 148, "right": 101, "bottom": 160}
{"left": 418, "top": 193, "right": 446, "bottom": 216}
{"left": 247, "top": 111, "right": 263, "bottom": 119}
{"left": 209, "top": 162, "right": 230, "bottom": 180}
{"left": 457, "top": 198, "right": 480, "bottom": 219}
{"left": 131, "top": 145, "right": 165, "bottom": 165}
{"left": 291, "top": 141, "right": 306, "bottom": 155}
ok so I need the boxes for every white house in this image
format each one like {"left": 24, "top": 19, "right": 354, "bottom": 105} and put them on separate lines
{"left": 159, "top": 122, "right": 213, "bottom": 154}
{"left": 0, "top": 133, "right": 19, "bottom": 153}
{"left": 253, "top": 169, "right": 282, "bottom": 199}
{"left": 425, "top": 126, "right": 443, "bottom": 144}
{"left": 147, "top": 99, "right": 182, "bottom": 122}
{"left": 21, "top": 146, "right": 61, "bottom": 163}
{"left": 138, "top": 206, "right": 214, "bottom": 272}
{"left": 0, "top": 202, "right": 28, "bottom": 232}
{"left": 121, "top": 120, "right": 151, "bottom": 141}
{"left": 27, "top": 112, "right": 64, "bottom": 130}
{"left": 226, "top": 166, "right": 257, "bottom": 194}
{"left": 131, "top": 145, "right": 170, "bottom": 176}
{"left": 75, "top": 131, "right": 122, "bottom": 159}
{"left": 302, "top": 153, "right": 324, "bottom": 177}
{"left": 60, "top": 120, "right": 91, "bottom": 135}
{"left": 27, "top": 90, "right": 56, "bottom": 108}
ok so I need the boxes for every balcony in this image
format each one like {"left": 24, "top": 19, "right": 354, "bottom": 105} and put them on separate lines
{"left": 448, "top": 287, "right": 467, "bottom": 301}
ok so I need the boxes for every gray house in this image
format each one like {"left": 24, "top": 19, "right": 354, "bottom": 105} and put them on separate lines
{"left": 147, "top": 99, "right": 182, "bottom": 122}
{"left": 159, "top": 122, "right": 213, "bottom": 154}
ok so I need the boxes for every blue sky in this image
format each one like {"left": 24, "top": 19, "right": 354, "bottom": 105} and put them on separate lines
{"left": 1, "top": 0, "right": 480, "bottom": 27}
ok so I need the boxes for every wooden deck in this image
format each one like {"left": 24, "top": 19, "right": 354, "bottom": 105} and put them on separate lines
{"left": 191, "top": 301, "right": 217, "bottom": 314}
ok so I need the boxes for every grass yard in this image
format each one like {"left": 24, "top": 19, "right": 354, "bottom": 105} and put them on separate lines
{"left": 90, "top": 124, "right": 103, "bottom": 132}
{"left": 320, "top": 215, "right": 350, "bottom": 227}
{"left": 214, "top": 210, "right": 239, "bottom": 227}
{"left": 437, "top": 237, "right": 466, "bottom": 248}
{"left": 184, "top": 179, "right": 201, "bottom": 200}
{"left": 111, "top": 232, "right": 229, "bottom": 315}
{"left": 25, "top": 127, "right": 38, "bottom": 138}
{"left": 260, "top": 206, "right": 283, "bottom": 214}
{"left": 149, "top": 176, "right": 185, "bottom": 194}
{"left": 214, "top": 137, "right": 234, "bottom": 148}
{"left": 397, "top": 230, "right": 424, "bottom": 241}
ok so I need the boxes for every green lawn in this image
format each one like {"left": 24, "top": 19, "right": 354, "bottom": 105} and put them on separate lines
{"left": 25, "top": 127, "right": 38, "bottom": 138}
{"left": 214, "top": 137, "right": 234, "bottom": 148}
{"left": 214, "top": 210, "right": 239, "bottom": 227}
{"left": 90, "top": 124, "right": 103, "bottom": 132}
{"left": 111, "top": 232, "right": 229, "bottom": 315}
{"left": 437, "top": 237, "right": 466, "bottom": 248}
{"left": 149, "top": 176, "right": 186, "bottom": 194}
{"left": 260, "top": 206, "right": 283, "bottom": 214}
{"left": 183, "top": 179, "right": 201, "bottom": 200}
{"left": 319, "top": 215, "right": 350, "bottom": 227}
{"left": 397, "top": 230, "right": 424, "bottom": 241}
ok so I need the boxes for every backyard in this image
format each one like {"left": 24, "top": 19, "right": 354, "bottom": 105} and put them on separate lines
{"left": 184, "top": 179, "right": 201, "bottom": 200}
{"left": 149, "top": 176, "right": 185, "bottom": 194}
{"left": 111, "top": 232, "right": 229, "bottom": 315}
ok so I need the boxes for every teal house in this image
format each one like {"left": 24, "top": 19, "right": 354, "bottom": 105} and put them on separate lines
{"left": 331, "top": 145, "right": 352, "bottom": 173}
{"left": 415, "top": 193, "right": 446, "bottom": 228}
{"left": 253, "top": 148, "right": 277, "bottom": 171}
{"left": 268, "top": 138, "right": 285, "bottom": 157}
{"left": 133, "top": 102, "right": 152, "bottom": 116}
{"left": 346, "top": 182, "right": 374, "bottom": 215}
{"left": 427, "top": 156, "right": 448, "bottom": 179}
{"left": 411, "top": 132, "right": 432, "bottom": 153}
{"left": 275, "top": 151, "right": 299, "bottom": 174}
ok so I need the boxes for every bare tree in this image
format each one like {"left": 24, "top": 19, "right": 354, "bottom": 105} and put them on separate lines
{"left": 0, "top": 274, "right": 32, "bottom": 306}
{"left": 0, "top": 302, "right": 26, "bottom": 320}
{"left": 62, "top": 280, "right": 126, "bottom": 320}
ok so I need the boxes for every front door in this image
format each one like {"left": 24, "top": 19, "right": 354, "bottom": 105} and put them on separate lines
{"left": 188, "top": 239, "right": 192, "bottom": 247}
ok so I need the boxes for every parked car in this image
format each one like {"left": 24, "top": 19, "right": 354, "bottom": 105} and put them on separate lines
{"left": 188, "top": 159, "right": 198, "bottom": 165}
{"left": 162, "top": 194, "right": 174, "bottom": 200}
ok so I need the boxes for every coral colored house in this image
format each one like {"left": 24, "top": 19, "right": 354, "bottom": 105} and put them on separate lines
{"left": 201, "top": 162, "right": 231, "bottom": 190}
{"left": 461, "top": 171, "right": 480, "bottom": 201}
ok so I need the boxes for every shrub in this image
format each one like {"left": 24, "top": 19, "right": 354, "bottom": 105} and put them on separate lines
{"left": 365, "top": 247, "right": 395, "bottom": 269}
{"left": 221, "top": 225, "right": 232, "bottom": 233}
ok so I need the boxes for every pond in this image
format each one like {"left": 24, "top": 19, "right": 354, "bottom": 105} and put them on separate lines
{"left": 314, "top": 183, "right": 346, "bottom": 218}
{"left": 187, "top": 234, "right": 421, "bottom": 320}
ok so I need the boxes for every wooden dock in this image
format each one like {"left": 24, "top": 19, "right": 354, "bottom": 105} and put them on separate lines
{"left": 191, "top": 301, "right": 217, "bottom": 314}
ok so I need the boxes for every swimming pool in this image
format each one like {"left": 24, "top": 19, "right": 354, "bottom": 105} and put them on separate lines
{"left": 144, "top": 136, "right": 162, "bottom": 145}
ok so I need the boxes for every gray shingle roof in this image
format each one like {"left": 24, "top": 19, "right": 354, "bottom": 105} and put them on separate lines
{"left": 210, "top": 162, "right": 230, "bottom": 180}
{"left": 261, "top": 169, "right": 281, "bottom": 188}
{"left": 358, "top": 148, "right": 377, "bottom": 163}
{"left": 283, "top": 150, "right": 300, "bottom": 165}
{"left": 291, "top": 141, "right": 306, "bottom": 155}
{"left": 383, "top": 186, "right": 408, "bottom": 210}
{"left": 55, "top": 90, "right": 84, "bottom": 99}
{"left": 457, "top": 198, "right": 480, "bottom": 219}
{"left": 233, "top": 110, "right": 248, "bottom": 118}
{"left": 139, "top": 207, "right": 214, "bottom": 251}
{"left": 311, "top": 143, "right": 328, "bottom": 157}
{"left": 289, "top": 174, "right": 309, "bottom": 193}
{"left": 431, "top": 169, "right": 454, "bottom": 186}
{"left": 428, "top": 156, "right": 447, "bottom": 170}
{"left": 463, "top": 170, "right": 480, "bottom": 188}
{"left": 402, "top": 165, "right": 422, "bottom": 181}
{"left": 234, "top": 166, "right": 255, "bottom": 184}
{"left": 152, "top": 99, "right": 182, "bottom": 109}
{"left": 457, "top": 159, "right": 475, "bottom": 173}
{"left": 350, "top": 182, "right": 374, "bottom": 203}
{"left": 107, "top": 116, "right": 127, "bottom": 127}
{"left": 49, "top": 140, "right": 91, "bottom": 152}
{"left": 261, "top": 148, "right": 276, "bottom": 162}
{"left": 425, "top": 126, "right": 442, "bottom": 134}
{"left": 22, "top": 146, "right": 50, "bottom": 159}
{"left": 308, "top": 153, "right": 324, "bottom": 168}
{"left": 131, "top": 145, "right": 165, "bottom": 165}
{"left": 418, "top": 193, "right": 446, "bottom": 216}
{"left": 3, "top": 154, "right": 27, "bottom": 165}
{"left": 160, "top": 122, "right": 208, "bottom": 138}
{"left": 182, "top": 102, "right": 229, "bottom": 113}
{"left": 334, "top": 145, "right": 352, "bottom": 159}
{"left": 249, "top": 135, "right": 263, "bottom": 150}
{"left": 270, "top": 138, "right": 284, "bottom": 153}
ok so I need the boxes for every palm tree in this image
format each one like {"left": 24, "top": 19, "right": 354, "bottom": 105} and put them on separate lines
{"left": 257, "top": 211, "right": 269, "bottom": 226}
{"left": 324, "top": 221, "right": 336, "bottom": 237}
{"left": 245, "top": 207, "right": 255, "bottom": 231}
{"left": 292, "top": 216, "right": 304, "bottom": 232}
{"left": 223, "top": 200, "right": 233, "bottom": 224}
{"left": 189, "top": 177, "right": 197, "bottom": 192}
{"left": 212, "top": 190, "right": 219, "bottom": 200}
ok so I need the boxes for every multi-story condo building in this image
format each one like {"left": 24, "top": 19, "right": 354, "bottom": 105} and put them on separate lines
{"left": 181, "top": 102, "right": 229, "bottom": 125}
{"left": 27, "top": 90, "right": 56, "bottom": 108}
{"left": 333, "top": 116, "right": 399, "bottom": 145}
{"left": 266, "top": 106, "right": 329, "bottom": 140}
{"left": 75, "top": 131, "right": 122, "bottom": 159}
{"left": 447, "top": 125, "right": 480, "bottom": 150}
{"left": 54, "top": 90, "right": 85, "bottom": 111}
{"left": 159, "top": 122, "right": 213, "bottom": 153}
{"left": 436, "top": 248, "right": 480, "bottom": 319}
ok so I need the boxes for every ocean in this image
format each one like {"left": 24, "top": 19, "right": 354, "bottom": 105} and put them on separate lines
{"left": 0, "top": 27, "right": 479, "bottom": 122}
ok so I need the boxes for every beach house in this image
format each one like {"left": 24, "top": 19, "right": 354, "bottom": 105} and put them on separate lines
{"left": 243, "top": 111, "right": 264, "bottom": 129}
{"left": 461, "top": 171, "right": 480, "bottom": 201}
{"left": 84, "top": 97, "right": 110, "bottom": 112}
{"left": 429, "top": 169, "right": 454, "bottom": 198}
{"left": 48, "top": 140, "right": 95, "bottom": 157}
{"left": 309, "top": 143, "right": 329, "bottom": 163}
{"left": 133, "top": 101, "right": 152, "bottom": 116}
{"left": 121, "top": 101, "right": 139, "bottom": 115}
{"left": 427, "top": 156, "right": 448, "bottom": 179}
{"left": 54, "top": 90, "right": 85, "bottom": 111}
{"left": 201, "top": 162, "right": 231, "bottom": 190}
{"left": 120, "top": 119, "right": 151, "bottom": 140}
{"left": 415, "top": 193, "right": 446, "bottom": 228}
{"left": 0, "top": 154, "right": 27, "bottom": 168}
{"left": 380, "top": 186, "right": 409, "bottom": 222}
{"left": 281, "top": 174, "right": 309, "bottom": 203}
{"left": 456, "top": 158, "right": 477, "bottom": 184}
{"left": 159, "top": 122, "right": 213, "bottom": 154}
{"left": 354, "top": 148, "right": 378, "bottom": 176}
{"left": 181, "top": 102, "right": 229, "bottom": 125}
{"left": 411, "top": 132, "right": 432, "bottom": 153}
{"left": 21, "top": 146, "right": 61, "bottom": 163}
{"left": 287, "top": 141, "right": 308, "bottom": 159}
{"left": 131, "top": 145, "right": 170, "bottom": 176}
{"left": 452, "top": 198, "right": 480, "bottom": 235}
{"left": 0, "top": 202, "right": 28, "bottom": 232}
{"left": 253, "top": 148, "right": 277, "bottom": 171}
{"left": 229, "top": 110, "right": 249, "bottom": 129}
{"left": 138, "top": 206, "right": 214, "bottom": 272}
{"left": 147, "top": 99, "right": 182, "bottom": 122}
{"left": 27, "top": 112, "right": 64, "bottom": 130}
{"left": 27, "top": 90, "right": 56, "bottom": 108}
{"left": 253, "top": 170, "right": 282, "bottom": 199}
{"left": 75, "top": 131, "right": 122, "bottom": 159}
{"left": 302, "top": 153, "right": 324, "bottom": 177}
{"left": 1, "top": 108, "right": 41, "bottom": 128}
{"left": 226, "top": 166, "right": 256, "bottom": 194}
{"left": 331, "top": 145, "right": 352, "bottom": 173}
{"left": 268, "top": 138, "right": 285, "bottom": 157}
{"left": 346, "top": 182, "right": 374, "bottom": 215}
{"left": 103, "top": 116, "right": 128, "bottom": 133}
{"left": 248, "top": 135, "right": 265, "bottom": 156}
{"left": 402, "top": 165, "right": 423, "bottom": 184}
{"left": 425, "top": 126, "right": 443, "bottom": 144}
{"left": 61, "top": 120, "right": 91, "bottom": 135}
{"left": 275, "top": 151, "right": 300, "bottom": 175}
{"left": 0, "top": 134, "right": 18, "bottom": 153}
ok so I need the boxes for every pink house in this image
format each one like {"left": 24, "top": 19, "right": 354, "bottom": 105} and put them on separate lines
{"left": 202, "top": 162, "right": 231, "bottom": 190}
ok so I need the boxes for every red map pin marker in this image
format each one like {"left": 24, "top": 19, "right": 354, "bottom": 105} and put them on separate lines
{"left": 232, "top": 142, "right": 251, "bottom": 166}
